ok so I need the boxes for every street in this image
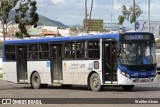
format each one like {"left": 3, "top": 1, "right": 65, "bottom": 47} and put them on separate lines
{"left": 0, "top": 79, "right": 160, "bottom": 107}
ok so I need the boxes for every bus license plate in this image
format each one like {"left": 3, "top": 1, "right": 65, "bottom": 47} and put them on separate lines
{"left": 139, "top": 78, "right": 148, "bottom": 82}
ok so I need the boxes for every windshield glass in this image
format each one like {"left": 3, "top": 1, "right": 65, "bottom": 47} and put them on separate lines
{"left": 120, "top": 42, "right": 156, "bottom": 65}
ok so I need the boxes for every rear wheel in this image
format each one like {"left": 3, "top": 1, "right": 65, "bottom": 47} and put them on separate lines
{"left": 122, "top": 85, "right": 134, "bottom": 91}
{"left": 31, "top": 72, "right": 41, "bottom": 89}
{"left": 89, "top": 73, "right": 101, "bottom": 91}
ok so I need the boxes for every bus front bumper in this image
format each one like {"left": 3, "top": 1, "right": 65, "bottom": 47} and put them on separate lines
{"left": 117, "top": 69, "right": 158, "bottom": 85}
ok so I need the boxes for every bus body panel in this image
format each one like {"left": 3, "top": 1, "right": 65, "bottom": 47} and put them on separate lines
{"left": 27, "top": 61, "right": 51, "bottom": 84}
{"left": 3, "top": 62, "right": 17, "bottom": 83}
{"left": 62, "top": 60, "right": 102, "bottom": 85}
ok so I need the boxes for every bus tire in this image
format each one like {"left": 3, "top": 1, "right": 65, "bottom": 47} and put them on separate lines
{"left": 31, "top": 72, "right": 41, "bottom": 89}
{"left": 122, "top": 85, "right": 134, "bottom": 91}
{"left": 89, "top": 73, "right": 101, "bottom": 91}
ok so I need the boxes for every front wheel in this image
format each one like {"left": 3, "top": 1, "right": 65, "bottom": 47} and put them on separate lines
{"left": 89, "top": 73, "right": 101, "bottom": 91}
{"left": 122, "top": 85, "right": 134, "bottom": 91}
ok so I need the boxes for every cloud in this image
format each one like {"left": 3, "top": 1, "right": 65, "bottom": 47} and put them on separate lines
{"left": 36, "top": 0, "right": 160, "bottom": 26}
{"left": 50, "top": 0, "right": 67, "bottom": 4}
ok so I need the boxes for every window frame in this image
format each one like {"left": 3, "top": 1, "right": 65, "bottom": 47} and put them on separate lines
{"left": 4, "top": 45, "right": 16, "bottom": 61}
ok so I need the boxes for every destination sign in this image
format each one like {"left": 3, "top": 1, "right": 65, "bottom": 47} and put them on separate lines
{"left": 124, "top": 35, "right": 151, "bottom": 40}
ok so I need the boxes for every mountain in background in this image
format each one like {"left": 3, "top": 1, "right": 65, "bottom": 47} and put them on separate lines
{"left": 37, "top": 15, "right": 68, "bottom": 27}
{"left": 8, "top": 10, "right": 67, "bottom": 28}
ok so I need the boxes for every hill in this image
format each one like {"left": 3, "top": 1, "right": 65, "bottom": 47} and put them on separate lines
{"left": 37, "top": 15, "right": 67, "bottom": 27}
{"left": 8, "top": 10, "right": 67, "bottom": 27}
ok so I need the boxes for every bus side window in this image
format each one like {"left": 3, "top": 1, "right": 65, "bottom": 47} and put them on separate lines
{"left": 64, "top": 42, "right": 75, "bottom": 59}
{"left": 39, "top": 43, "right": 49, "bottom": 60}
{"left": 5, "top": 45, "right": 16, "bottom": 61}
{"left": 88, "top": 41, "right": 100, "bottom": 59}
{"left": 76, "top": 41, "right": 87, "bottom": 59}
{"left": 29, "top": 44, "right": 38, "bottom": 60}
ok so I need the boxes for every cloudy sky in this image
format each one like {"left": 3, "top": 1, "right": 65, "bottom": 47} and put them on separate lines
{"left": 36, "top": 0, "right": 160, "bottom": 27}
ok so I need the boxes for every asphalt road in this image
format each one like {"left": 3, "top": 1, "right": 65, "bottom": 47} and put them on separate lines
{"left": 0, "top": 79, "right": 160, "bottom": 98}
{"left": 0, "top": 79, "right": 160, "bottom": 106}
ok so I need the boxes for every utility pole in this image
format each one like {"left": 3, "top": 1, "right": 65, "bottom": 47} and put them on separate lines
{"left": 133, "top": 0, "right": 136, "bottom": 31}
{"left": 111, "top": 0, "right": 113, "bottom": 31}
{"left": 148, "top": 0, "right": 150, "bottom": 32}
{"left": 84, "top": 0, "right": 87, "bottom": 33}
{"left": 87, "top": 0, "right": 93, "bottom": 33}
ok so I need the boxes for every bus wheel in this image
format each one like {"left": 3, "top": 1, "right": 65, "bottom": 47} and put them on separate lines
{"left": 31, "top": 72, "right": 41, "bottom": 89}
{"left": 89, "top": 73, "right": 101, "bottom": 91}
{"left": 122, "top": 85, "right": 134, "bottom": 91}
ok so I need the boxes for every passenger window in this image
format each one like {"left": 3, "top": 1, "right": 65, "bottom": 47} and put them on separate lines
{"left": 76, "top": 41, "right": 87, "bottom": 59}
{"left": 5, "top": 45, "right": 16, "bottom": 61}
{"left": 64, "top": 42, "right": 75, "bottom": 59}
{"left": 28, "top": 44, "right": 38, "bottom": 60}
{"left": 88, "top": 41, "right": 100, "bottom": 59}
{"left": 39, "top": 43, "right": 49, "bottom": 60}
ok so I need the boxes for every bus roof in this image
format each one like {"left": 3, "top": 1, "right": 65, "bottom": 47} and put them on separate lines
{"left": 3, "top": 32, "right": 153, "bottom": 45}
{"left": 3, "top": 33, "right": 120, "bottom": 44}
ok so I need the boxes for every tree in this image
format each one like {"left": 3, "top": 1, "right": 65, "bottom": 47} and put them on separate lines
{"left": 118, "top": 4, "right": 143, "bottom": 28}
{"left": 15, "top": 0, "right": 39, "bottom": 38}
{"left": 0, "top": 0, "right": 19, "bottom": 40}
{"left": 0, "top": 0, "right": 39, "bottom": 39}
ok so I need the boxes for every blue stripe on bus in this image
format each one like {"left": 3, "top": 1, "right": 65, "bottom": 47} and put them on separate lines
{"left": 3, "top": 34, "right": 120, "bottom": 44}
{"left": 118, "top": 64, "right": 156, "bottom": 78}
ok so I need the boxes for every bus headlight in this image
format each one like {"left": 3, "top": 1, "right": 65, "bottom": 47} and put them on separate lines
{"left": 121, "top": 71, "right": 130, "bottom": 79}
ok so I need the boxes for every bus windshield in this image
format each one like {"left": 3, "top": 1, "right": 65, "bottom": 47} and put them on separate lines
{"left": 120, "top": 42, "right": 156, "bottom": 65}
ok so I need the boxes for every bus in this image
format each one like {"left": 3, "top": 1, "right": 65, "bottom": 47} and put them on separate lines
{"left": 2, "top": 31, "right": 157, "bottom": 91}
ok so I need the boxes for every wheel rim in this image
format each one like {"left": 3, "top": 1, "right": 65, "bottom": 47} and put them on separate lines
{"left": 92, "top": 76, "right": 99, "bottom": 88}
{"left": 34, "top": 76, "right": 39, "bottom": 85}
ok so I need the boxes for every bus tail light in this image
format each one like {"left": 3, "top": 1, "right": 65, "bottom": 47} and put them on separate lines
{"left": 94, "top": 61, "right": 99, "bottom": 69}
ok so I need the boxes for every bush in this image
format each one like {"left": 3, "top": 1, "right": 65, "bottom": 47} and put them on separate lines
{"left": 0, "top": 42, "right": 2, "bottom": 50}
{"left": 0, "top": 73, "right": 3, "bottom": 78}
{"left": 155, "top": 38, "right": 160, "bottom": 43}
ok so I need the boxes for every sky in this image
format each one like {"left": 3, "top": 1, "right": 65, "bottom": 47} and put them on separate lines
{"left": 36, "top": 0, "right": 160, "bottom": 28}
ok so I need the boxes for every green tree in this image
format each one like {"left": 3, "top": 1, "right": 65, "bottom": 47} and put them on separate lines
{"left": 118, "top": 15, "right": 124, "bottom": 27}
{"left": 70, "top": 27, "right": 78, "bottom": 32}
{"left": 0, "top": 0, "right": 39, "bottom": 39}
{"left": 0, "top": 0, "right": 19, "bottom": 40}
{"left": 118, "top": 4, "right": 143, "bottom": 26}
{"left": 15, "top": 0, "right": 39, "bottom": 38}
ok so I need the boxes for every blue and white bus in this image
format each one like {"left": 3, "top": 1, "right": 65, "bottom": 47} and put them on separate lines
{"left": 2, "top": 31, "right": 157, "bottom": 91}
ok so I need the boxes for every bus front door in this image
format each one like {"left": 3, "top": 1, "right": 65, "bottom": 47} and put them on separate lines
{"left": 103, "top": 41, "right": 117, "bottom": 84}
{"left": 17, "top": 46, "right": 28, "bottom": 83}
{"left": 51, "top": 44, "right": 63, "bottom": 83}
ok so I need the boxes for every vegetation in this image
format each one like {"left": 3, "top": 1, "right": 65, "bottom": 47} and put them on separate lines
{"left": 155, "top": 38, "right": 160, "bottom": 43}
{"left": 0, "top": 42, "right": 2, "bottom": 50}
{"left": 70, "top": 27, "right": 78, "bottom": 32}
{"left": 0, "top": 0, "right": 39, "bottom": 39}
{"left": 15, "top": 0, "right": 39, "bottom": 38}
{"left": 0, "top": 74, "right": 2, "bottom": 78}
{"left": 118, "top": 4, "right": 143, "bottom": 26}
